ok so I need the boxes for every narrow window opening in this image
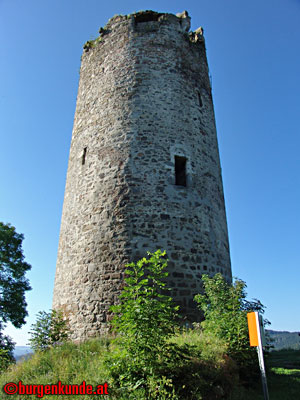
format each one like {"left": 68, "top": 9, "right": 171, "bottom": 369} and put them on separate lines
{"left": 175, "top": 156, "right": 187, "bottom": 187}
{"left": 82, "top": 147, "right": 87, "bottom": 165}
{"left": 198, "top": 92, "right": 203, "bottom": 108}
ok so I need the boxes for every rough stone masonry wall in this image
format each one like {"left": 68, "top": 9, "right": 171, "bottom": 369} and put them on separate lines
{"left": 53, "top": 10, "right": 232, "bottom": 341}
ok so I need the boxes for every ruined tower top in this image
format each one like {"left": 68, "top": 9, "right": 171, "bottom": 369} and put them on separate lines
{"left": 90, "top": 10, "right": 193, "bottom": 36}
{"left": 53, "top": 10, "right": 231, "bottom": 341}
{"left": 83, "top": 10, "right": 204, "bottom": 54}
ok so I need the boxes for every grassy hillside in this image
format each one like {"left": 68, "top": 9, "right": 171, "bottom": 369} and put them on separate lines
{"left": 237, "top": 350, "right": 300, "bottom": 400}
{"left": 233, "top": 349, "right": 300, "bottom": 399}
{"left": 13, "top": 328, "right": 299, "bottom": 361}
{"left": 1, "top": 339, "right": 110, "bottom": 399}
{"left": 0, "top": 332, "right": 240, "bottom": 400}
{"left": 1, "top": 336, "right": 300, "bottom": 399}
{"left": 265, "top": 350, "right": 300, "bottom": 399}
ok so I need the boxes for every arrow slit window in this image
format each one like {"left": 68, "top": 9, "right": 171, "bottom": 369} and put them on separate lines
{"left": 198, "top": 92, "right": 203, "bottom": 108}
{"left": 175, "top": 156, "right": 187, "bottom": 186}
{"left": 82, "top": 147, "right": 87, "bottom": 165}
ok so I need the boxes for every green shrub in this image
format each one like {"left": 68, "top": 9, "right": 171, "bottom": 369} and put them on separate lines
{"left": 0, "top": 327, "right": 15, "bottom": 372}
{"left": 107, "top": 251, "right": 239, "bottom": 399}
{"left": 2, "top": 252, "right": 269, "bottom": 398}
{"left": 0, "top": 348, "right": 14, "bottom": 372}
{"left": 194, "top": 273, "right": 268, "bottom": 384}
{"left": 28, "top": 309, "right": 71, "bottom": 351}
{"left": 107, "top": 250, "right": 180, "bottom": 397}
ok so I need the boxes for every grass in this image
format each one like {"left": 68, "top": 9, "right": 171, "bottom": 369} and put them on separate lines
{"left": 230, "top": 349, "right": 300, "bottom": 400}
{"left": 1, "top": 342, "right": 299, "bottom": 399}
{"left": 266, "top": 349, "right": 300, "bottom": 400}
{"left": 0, "top": 339, "right": 110, "bottom": 399}
{"left": 0, "top": 331, "right": 238, "bottom": 399}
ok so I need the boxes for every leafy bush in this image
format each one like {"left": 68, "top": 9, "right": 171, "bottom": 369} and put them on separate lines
{"left": 194, "top": 273, "right": 268, "bottom": 384}
{"left": 107, "top": 250, "right": 180, "bottom": 397}
{"left": 28, "top": 309, "right": 71, "bottom": 351}
{"left": 107, "top": 252, "right": 240, "bottom": 399}
{"left": 0, "top": 325, "right": 15, "bottom": 372}
{"left": 0, "top": 348, "right": 14, "bottom": 372}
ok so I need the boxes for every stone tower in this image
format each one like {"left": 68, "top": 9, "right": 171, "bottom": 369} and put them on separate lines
{"left": 53, "top": 10, "right": 232, "bottom": 341}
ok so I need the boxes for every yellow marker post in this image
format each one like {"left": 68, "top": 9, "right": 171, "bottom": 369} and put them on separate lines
{"left": 247, "top": 311, "right": 259, "bottom": 346}
{"left": 247, "top": 312, "right": 269, "bottom": 400}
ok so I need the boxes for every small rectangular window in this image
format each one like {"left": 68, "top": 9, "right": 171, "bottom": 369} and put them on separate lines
{"left": 82, "top": 147, "right": 87, "bottom": 165}
{"left": 175, "top": 156, "right": 187, "bottom": 186}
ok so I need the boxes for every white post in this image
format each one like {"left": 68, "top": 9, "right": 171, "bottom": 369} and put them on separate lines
{"left": 255, "top": 312, "right": 269, "bottom": 400}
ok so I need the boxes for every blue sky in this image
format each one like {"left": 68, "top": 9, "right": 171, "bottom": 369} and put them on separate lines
{"left": 1, "top": 0, "right": 299, "bottom": 346}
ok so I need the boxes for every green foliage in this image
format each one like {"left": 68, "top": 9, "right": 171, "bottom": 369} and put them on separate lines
{"left": 107, "top": 329, "right": 238, "bottom": 399}
{"left": 169, "top": 327, "right": 228, "bottom": 363}
{"left": 108, "top": 250, "right": 180, "bottom": 397}
{"left": 267, "top": 348, "right": 300, "bottom": 369}
{"left": 107, "top": 251, "right": 240, "bottom": 399}
{"left": 163, "top": 328, "right": 238, "bottom": 400}
{"left": 0, "top": 346, "right": 14, "bottom": 372}
{"left": 0, "top": 222, "right": 31, "bottom": 369}
{"left": 83, "top": 36, "right": 103, "bottom": 51}
{"left": 0, "top": 339, "right": 110, "bottom": 399}
{"left": 0, "top": 222, "right": 31, "bottom": 327}
{"left": 111, "top": 250, "right": 178, "bottom": 348}
{"left": 231, "top": 350, "right": 300, "bottom": 400}
{"left": 1, "top": 336, "right": 297, "bottom": 400}
{"left": 0, "top": 332, "right": 237, "bottom": 399}
{"left": 28, "top": 310, "right": 71, "bottom": 351}
{"left": 0, "top": 241, "right": 276, "bottom": 398}
{"left": 194, "top": 273, "right": 267, "bottom": 383}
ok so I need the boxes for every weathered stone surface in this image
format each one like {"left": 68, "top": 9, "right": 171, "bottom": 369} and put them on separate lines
{"left": 53, "top": 10, "right": 232, "bottom": 341}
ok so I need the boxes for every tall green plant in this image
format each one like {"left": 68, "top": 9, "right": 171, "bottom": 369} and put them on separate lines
{"left": 108, "top": 250, "right": 179, "bottom": 396}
